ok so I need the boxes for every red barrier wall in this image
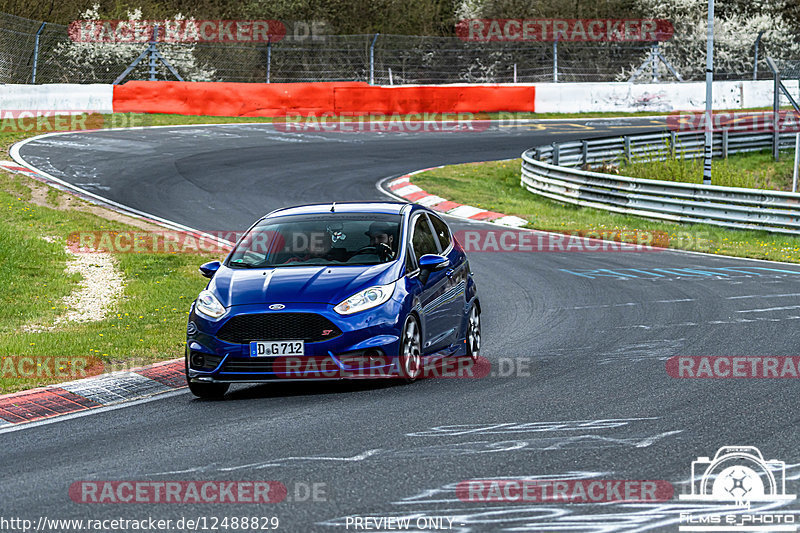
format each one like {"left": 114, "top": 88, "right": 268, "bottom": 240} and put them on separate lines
{"left": 113, "top": 81, "right": 535, "bottom": 116}
{"left": 333, "top": 85, "right": 535, "bottom": 114}
{"left": 113, "top": 81, "right": 368, "bottom": 116}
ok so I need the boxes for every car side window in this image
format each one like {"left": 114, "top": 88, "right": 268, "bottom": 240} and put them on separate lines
{"left": 411, "top": 214, "right": 439, "bottom": 263}
{"left": 429, "top": 214, "right": 452, "bottom": 252}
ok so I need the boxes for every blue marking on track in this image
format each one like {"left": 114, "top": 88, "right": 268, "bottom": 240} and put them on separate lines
{"left": 560, "top": 266, "right": 800, "bottom": 280}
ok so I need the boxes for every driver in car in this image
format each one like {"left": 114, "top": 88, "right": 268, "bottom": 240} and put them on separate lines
{"left": 365, "top": 222, "right": 395, "bottom": 260}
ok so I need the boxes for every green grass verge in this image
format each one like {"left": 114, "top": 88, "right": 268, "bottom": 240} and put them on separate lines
{"left": 621, "top": 148, "right": 796, "bottom": 191}
{"left": 0, "top": 172, "right": 220, "bottom": 395}
{"left": 413, "top": 158, "right": 800, "bottom": 263}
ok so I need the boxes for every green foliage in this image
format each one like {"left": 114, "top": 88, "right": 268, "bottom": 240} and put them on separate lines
{"left": 0, "top": 0, "right": 461, "bottom": 35}
{"left": 621, "top": 148, "right": 796, "bottom": 191}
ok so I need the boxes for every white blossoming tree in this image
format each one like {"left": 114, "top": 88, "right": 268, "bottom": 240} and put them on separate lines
{"left": 51, "top": 4, "right": 215, "bottom": 83}
{"left": 633, "top": 0, "right": 800, "bottom": 81}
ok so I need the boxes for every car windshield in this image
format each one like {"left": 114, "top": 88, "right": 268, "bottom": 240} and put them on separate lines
{"left": 227, "top": 213, "right": 403, "bottom": 268}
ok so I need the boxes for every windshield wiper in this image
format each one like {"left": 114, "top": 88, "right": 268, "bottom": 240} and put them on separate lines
{"left": 227, "top": 261, "right": 261, "bottom": 269}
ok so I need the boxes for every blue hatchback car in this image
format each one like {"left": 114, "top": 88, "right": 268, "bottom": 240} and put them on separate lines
{"left": 185, "top": 202, "right": 481, "bottom": 398}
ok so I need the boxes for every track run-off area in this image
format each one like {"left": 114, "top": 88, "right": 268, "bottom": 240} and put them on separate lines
{"left": 3, "top": 117, "right": 800, "bottom": 533}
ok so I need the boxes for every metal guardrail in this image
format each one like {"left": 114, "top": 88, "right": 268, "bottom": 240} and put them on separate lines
{"left": 520, "top": 129, "right": 800, "bottom": 235}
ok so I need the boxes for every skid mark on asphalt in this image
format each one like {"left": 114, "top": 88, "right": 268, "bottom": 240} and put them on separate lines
{"left": 406, "top": 418, "right": 658, "bottom": 437}
{"left": 737, "top": 305, "right": 800, "bottom": 313}
{"left": 145, "top": 449, "right": 384, "bottom": 476}
{"left": 595, "top": 339, "right": 686, "bottom": 365}
{"left": 137, "top": 419, "right": 680, "bottom": 478}
{"left": 728, "top": 292, "right": 800, "bottom": 299}
{"left": 609, "top": 315, "right": 800, "bottom": 331}
{"left": 141, "top": 433, "right": 681, "bottom": 478}
{"left": 566, "top": 299, "right": 694, "bottom": 310}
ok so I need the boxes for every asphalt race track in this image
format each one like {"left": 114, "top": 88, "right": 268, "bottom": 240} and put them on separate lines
{"left": 3, "top": 118, "right": 800, "bottom": 532}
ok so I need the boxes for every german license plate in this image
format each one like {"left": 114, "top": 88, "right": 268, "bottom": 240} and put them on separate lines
{"left": 250, "top": 340, "right": 305, "bottom": 357}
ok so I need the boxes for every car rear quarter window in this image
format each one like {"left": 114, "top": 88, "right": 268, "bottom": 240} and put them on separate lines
{"left": 411, "top": 214, "right": 439, "bottom": 263}
{"left": 429, "top": 214, "right": 452, "bottom": 251}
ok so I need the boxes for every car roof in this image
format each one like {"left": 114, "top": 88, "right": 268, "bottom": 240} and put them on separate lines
{"left": 265, "top": 202, "right": 414, "bottom": 218}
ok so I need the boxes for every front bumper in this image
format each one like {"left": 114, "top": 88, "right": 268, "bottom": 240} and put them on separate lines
{"left": 186, "top": 301, "right": 404, "bottom": 382}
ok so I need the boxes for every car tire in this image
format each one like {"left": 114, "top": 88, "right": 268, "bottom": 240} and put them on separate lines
{"left": 466, "top": 303, "right": 481, "bottom": 361}
{"left": 398, "top": 314, "right": 422, "bottom": 383}
{"left": 185, "top": 354, "right": 230, "bottom": 399}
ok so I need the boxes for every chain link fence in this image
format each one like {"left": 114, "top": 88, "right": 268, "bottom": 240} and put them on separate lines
{"left": 0, "top": 11, "right": 795, "bottom": 85}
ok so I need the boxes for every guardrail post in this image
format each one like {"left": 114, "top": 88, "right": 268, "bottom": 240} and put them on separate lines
{"left": 535, "top": 147, "right": 542, "bottom": 160}
{"left": 669, "top": 131, "right": 677, "bottom": 158}
{"left": 148, "top": 25, "right": 159, "bottom": 81}
{"left": 624, "top": 136, "right": 631, "bottom": 163}
{"left": 552, "top": 143, "right": 560, "bottom": 165}
{"left": 581, "top": 140, "right": 588, "bottom": 166}
{"left": 753, "top": 31, "right": 764, "bottom": 80}
{"left": 266, "top": 36, "right": 271, "bottom": 83}
{"left": 552, "top": 37, "right": 558, "bottom": 83}
{"left": 31, "top": 22, "right": 46, "bottom": 84}
{"left": 722, "top": 129, "right": 729, "bottom": 159}
{"left": 369, "top": 33, "right": 380, "bottom": 85}
{"left": 794, "top": 133, "right": 799, "bottom": 192}
{"left": 772, "top": 60, "right": 781, "bottom": 161}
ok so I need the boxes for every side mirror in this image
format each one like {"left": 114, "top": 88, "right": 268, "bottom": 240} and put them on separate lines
{"left": 418, "top": 254, "right": 449, "bottom": 284}
{"left": 199, "top": 261, "right": 221, "bottom": 279}
{"left": 419, "top": 254, "right": 449, "bottom": 271}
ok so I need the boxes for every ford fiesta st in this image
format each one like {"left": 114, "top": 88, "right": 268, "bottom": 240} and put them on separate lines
{"left": 185, "top": 202, "right": 481, "bottom": 398}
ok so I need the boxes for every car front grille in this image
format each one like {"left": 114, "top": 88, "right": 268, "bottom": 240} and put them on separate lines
{"left": 215, "top": 312, "right": 342, "bottom": 344}
{"left": 220, "top": 358, "right": 275, "bottom": 373}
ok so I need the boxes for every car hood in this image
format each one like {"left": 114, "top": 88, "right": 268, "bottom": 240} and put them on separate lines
{"left": 209, "top": 262, "right": 402, "bottom": 307}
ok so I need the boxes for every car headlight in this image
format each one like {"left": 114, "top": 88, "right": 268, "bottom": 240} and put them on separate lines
{"left": 334, "top": 281, "right": 396, "bottom": 315}
{"left": 196, "top": 290, "right": 226, "bottom": 319}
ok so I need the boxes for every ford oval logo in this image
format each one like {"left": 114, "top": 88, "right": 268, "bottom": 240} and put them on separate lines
{"left": 269, "top": 304, "right": 285, "bottom": 310}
